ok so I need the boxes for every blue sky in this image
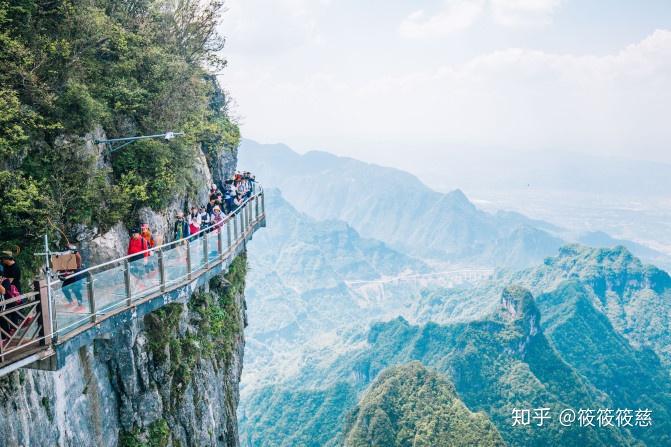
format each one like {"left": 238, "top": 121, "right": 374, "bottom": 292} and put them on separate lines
{"left": 219, "top": 0, "right": 671, "bottom": 175}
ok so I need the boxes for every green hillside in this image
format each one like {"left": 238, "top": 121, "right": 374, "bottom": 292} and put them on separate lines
{"left": 511, "top": 245, "right": 671, "bottom": 366}
{"left": 243, "top": 284, "right": 664, "bottom": 446}
{"left": 343, "top": 362, "right": 504, "bottom": 447}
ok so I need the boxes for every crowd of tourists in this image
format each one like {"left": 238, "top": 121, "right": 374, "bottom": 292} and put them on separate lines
{"left": 127, "top": 171, "right": 256, "bottom": 257}
{"left": 0, "top": 171, "right": 257, "bottom": 344}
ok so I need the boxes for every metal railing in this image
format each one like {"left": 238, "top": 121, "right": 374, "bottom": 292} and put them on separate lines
{"left": 0, "top": 186, "right": 265, "bottom": 370}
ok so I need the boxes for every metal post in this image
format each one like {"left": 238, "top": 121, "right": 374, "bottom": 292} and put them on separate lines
{"left": 124, "top": 259, "right": 132, "bottom": 305}
{"left": 203, "top": 231, "right": 209, "bottom": 269}
{"left": 217, "top": 227, "right": 224, "bottom": 259}
{"left": 242, "top": 208, "right": 249, "bottom": 234}
{"left": 186, "top": 240, "right": 192, "bottom": 280}
{"left": 233, "top": 213, "right": 239, "bottom": 242}
{"left": 86, "top": 272, "right": 96, "bottom": 322}
{"left": 261, "top": 192, "right": 265, "bottom": 216}
{"left": 255, "top": 196, "right": 260, "bottom": 222}
{"left": 226, "top": 220, "right": 232, "bottom": 250}
{"left": 158, "top": 249, "right": 166, "bottom": 292}
{"left": 43, "top": 235, "right": 56, "bottom": 340}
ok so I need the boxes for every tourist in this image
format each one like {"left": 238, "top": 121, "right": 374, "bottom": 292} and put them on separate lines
{"left": 0, "top": 250, "right": 26, "bottom": 338}
{"left": 199, "top": 206, "right": 211, "bottom": 232}
{"left": 211, "top": 206, "right": 224, "bottom": 229}
{"left": 206, "top": 197, "right": 217, "bottom": 216}
{"left": 140, "top": 224, "right": 156, "bottom": 249}
{"left": 0, "top": 251, "right": 21, "bottom": 294}
{"left": 59, "top": 244, "right": 85, "bottom": 311}
{"left": 226, "top": 180, "right": 237, "bottom": 212}
{"left": 189, "top": 206, "right": 202, "bottom": 236}
{"left": 174, "top": 211, "right": 190, "bottom": 241}
{"left": 233, "top": 192, "right": 244, "bottom": 209}
{"left": 127, "top": 229, "right": 149, "bottom": 261}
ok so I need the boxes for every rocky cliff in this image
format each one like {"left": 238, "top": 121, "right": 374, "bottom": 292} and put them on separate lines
{"left": 0, "top": 143, "right": 248, "bottom": 447}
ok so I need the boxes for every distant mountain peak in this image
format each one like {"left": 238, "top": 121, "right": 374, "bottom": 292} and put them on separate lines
{"left": 543, "top": 244, "right": 671, "bottom": 295}
{"left": 499, "top": 286, "right": 540, "bottom": 330}
{"left": 496, "top": 286, "right": 541, "bottom": 355}
{"left": 445, "top": 188, "right": 474, "bottom": 207}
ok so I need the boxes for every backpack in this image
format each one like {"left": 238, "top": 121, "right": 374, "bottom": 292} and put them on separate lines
{"left": 3, "top": 283, "right": 21, "bottom": 307}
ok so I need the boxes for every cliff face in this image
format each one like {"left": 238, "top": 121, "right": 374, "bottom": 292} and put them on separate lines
{"left": 0, "top": 255, "right": 247, "bottom": 447}
{"left": 0, "top": 143, "right": 248, "bottom": 447}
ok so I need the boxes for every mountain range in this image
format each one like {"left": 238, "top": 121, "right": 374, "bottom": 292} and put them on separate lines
{"left": 238, "top": 140, "right": 671, "bottom": 446}
{"left": 239, "top": 139, "right": 671, "bottom": 270}
{"left": 242, "top": 189, "right": 431, "bottom": 392}
{"left": 241, "top": 246, "right": 671, "bottom": 446}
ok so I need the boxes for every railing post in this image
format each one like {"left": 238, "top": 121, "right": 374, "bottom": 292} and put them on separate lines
{"left": 158, "top": 249, "right": 166, "bottom": 292}
{"left": 218, "top": 227, "right": 224, "bottom": 259}
{"left": 203, "top": 230, "right": 209, "bottom": 269}
{"left": 255, "top": 196, "right": 260, "bottom": 222}
{"left": 36, "top": 280, "right": 52, "bottom": 345}
{"left": 261, "top": 193, "right": 265, "bottom": 221}
{"left": 86, "top": 272, "right": 96, "bottom": 322}
{"left": 246, "top": 203, "right": 251, "bottom": 231}
{"left": 227, "top": 220, "right": 232, "bottom": 250}
{"left": 233, "top": 213, "right": 239, "bottom": 242}
{"left": 186, "top": 240, "right": 192, "bottom": 280}
{"left": 124, "top": 259, "right": 132, "bottom": 305}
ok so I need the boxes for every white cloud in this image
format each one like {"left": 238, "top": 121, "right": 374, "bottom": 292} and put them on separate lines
{"left": 226, "top": 29, "right": 671, "bottom": 163}
{"left": 399, "top": 0, "right": 562, "bottom": 38}
{"left": 399, "top": 0, "right": 486, "bottom": 38}
{"left": 490, "top": 0, "right": 563, "bottom": 27}
{"left": 222, "top": 0, "right": 326, "bottom": 55}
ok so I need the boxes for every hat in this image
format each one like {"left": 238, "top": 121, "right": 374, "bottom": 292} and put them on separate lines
{"left": 0, "top": 250, "right": 14, "bottom": 260}
{"left": 213, "top": 205, "right": 221, "bottom": 211}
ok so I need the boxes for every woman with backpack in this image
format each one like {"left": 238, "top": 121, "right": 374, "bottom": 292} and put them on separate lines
{"left": 59, "top": 245, "right": 85, "bottom": 312}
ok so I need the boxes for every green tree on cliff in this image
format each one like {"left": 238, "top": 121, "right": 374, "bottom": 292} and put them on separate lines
{"left": 0, "top": 0, "right": 239, "bottom": 279}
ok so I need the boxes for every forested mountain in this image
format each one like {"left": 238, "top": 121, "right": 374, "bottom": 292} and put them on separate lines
{"left": 342, "top": 362, "right": 505, "bottom": 447}
{"left": 509, "top": 245, "right": 671, "bottom": 367}
{"left": 241, "top": 249, "right": 671, "bottom": 447}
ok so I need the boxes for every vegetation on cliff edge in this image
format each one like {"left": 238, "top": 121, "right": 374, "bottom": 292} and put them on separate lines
{"left": 0, "top": 0, "right": 239, "bottom": 281}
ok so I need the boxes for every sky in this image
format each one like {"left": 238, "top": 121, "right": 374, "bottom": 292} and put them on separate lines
{"left": 218, "top": 0, "right": 671, "bottom": 181}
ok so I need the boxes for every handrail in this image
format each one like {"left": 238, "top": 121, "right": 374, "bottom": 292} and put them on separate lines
{"left": 0, "top": 292, "right": 39, "bottom": 309}
{"left": 0, "top": 184, "right": 266, "bottom": 373}
{"left": 60, "top": 185, "right": 263, "bottom": 281}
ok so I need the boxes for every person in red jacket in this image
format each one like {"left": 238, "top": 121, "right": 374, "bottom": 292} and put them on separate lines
{"left": 128, "top": 228, "right": 149, "bottom": 260}
{"left": 127, "top": 228, "right": 150, "bottom": 284}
